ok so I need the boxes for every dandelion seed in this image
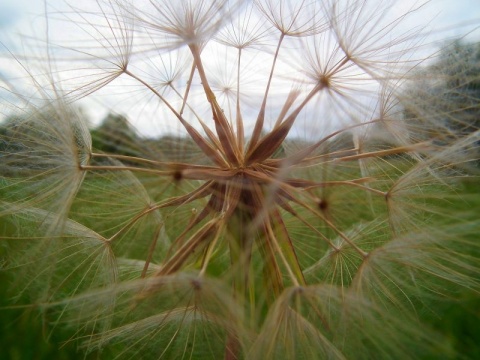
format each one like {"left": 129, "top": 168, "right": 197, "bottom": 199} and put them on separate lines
{"left": 1, "top": 0, "right": 479, "bottom": 359}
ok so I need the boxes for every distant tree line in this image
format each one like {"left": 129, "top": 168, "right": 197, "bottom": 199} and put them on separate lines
{"left": 403, "top": 40, "right": 480, "bottom": 142}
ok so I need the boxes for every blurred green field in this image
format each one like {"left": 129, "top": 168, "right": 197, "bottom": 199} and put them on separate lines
{"left": 1, "top": 178, "right": 479, "bottom": 359}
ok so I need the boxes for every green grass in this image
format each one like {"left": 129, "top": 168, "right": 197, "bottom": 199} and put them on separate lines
{"left": 1, "top": 175, "right": 479, "bottom": 359}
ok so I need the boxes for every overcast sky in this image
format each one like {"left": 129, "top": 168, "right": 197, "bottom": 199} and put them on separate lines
{"left": 1, "top": 0, "right": 479, "bottom": 135}
{"left": 1, "top": 0, "right": 478, "bottom": 38}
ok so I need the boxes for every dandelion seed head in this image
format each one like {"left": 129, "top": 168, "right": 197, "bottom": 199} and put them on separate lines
{"left": 1, "top": 0, "right": 480, "bottom": 358}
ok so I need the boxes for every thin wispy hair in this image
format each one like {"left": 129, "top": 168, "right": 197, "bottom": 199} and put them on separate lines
{"left": 1, "top": 0, "right": 479, "bottom": 359}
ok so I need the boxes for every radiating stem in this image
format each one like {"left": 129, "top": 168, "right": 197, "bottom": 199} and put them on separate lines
{"left": 199, "top": 222, "right": 224, "bottom": 277}
{"left": 124, "top": 68, "right": 228, "bottom": 167}
{"left": 156, "top": 218, "right": 220, "bottom": 276}
{"left": 264, "top": 216, "right": 300, "bottom": 287}
{"left": 91, "top": 152, "right": 221, "bottom": 171}
{"left": 236, "top": 47, "right": 245, "bottom": 157}
{"left": 141, "top": 222, "right": 164, "bottom": 278}
{"left": 180, "top": 62, "right": 196, "bottom": 115}
{"left": 189, "top": 43, "right": 240, "bottom": 166}
{"left": 169, "top": 83, "right": 225, "bottom": 152}
{"left": 107, "top": 205, "right": 159, "bottom": 243}
{"left": 248, "top": 32, "right": 285, "bottom": 150}
{"left": 303, "top": 180, "right": 387, "bottom": 196}
{"left": 80, "top": 164, "right": 170, "bottom": 175}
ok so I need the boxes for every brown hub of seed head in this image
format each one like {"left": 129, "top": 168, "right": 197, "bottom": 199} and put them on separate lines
{"left": 143, "top": 43, "right": 398, "bottom": 290}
